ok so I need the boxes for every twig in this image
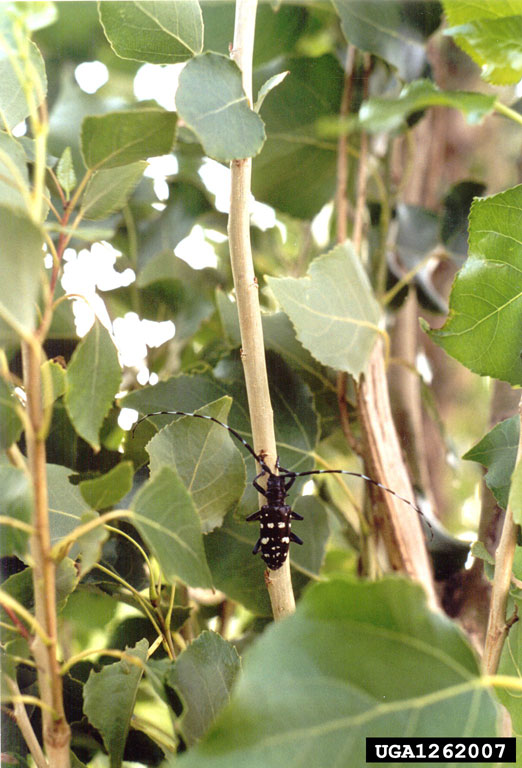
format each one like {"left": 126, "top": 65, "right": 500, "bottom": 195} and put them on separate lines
{"left": 482, "top": 394, "right": 522, "bottom": 675}
{"left": 335, "top": 45, "right": 355, "bottom": 243}
{"left": 352, "top": 53, "right": 371, "bottom": 254}
{"left": 5, "top": 676, "right": 49, "bottom": 768}
{"left": 22, "top": 340, "right": 71, "bottom": 765}
{"left": 229, "top": 0, "right": 295, "bottom": 618}
{"left": 0, "top": 600, "right": 32, "bottom": 642}
{"left": 335, "top": 48, "right": 360, "bottom": 458}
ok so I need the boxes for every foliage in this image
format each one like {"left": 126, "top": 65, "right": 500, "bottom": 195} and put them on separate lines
{"left": 1, "top": 1, "right": 521, "bottom": 766}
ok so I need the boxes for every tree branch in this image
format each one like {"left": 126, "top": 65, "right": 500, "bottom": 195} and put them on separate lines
{"left": 229, "top": 0, "right": 295, "bottom": 618}
{"left": 357, "top": 343, "right": 438, "bottom": 610}
{"left": 22, "top": 339, "right": 70, "bottom": 766}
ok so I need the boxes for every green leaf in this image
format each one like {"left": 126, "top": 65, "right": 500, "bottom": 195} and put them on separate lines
{"left": 254, "top": 71, "right": 289, "bottom": 113}
{"left": 0, "top": 466, "right": 32, "bottom": 559}
{"left": 99, "top": 0, "right": 203, "bottom": 64}
{"left": 443, "top": 0, "right": 522, "bottom": 85}
{"left": 47, "top": 463, "right": 92, "bottom": 547}
{"left": 56, "top": 146, "right": 77, "bottom": 198}
{"left": 123, "top": 373, "right": 230, "bottom": 417}
{"left": 463, "top": 415, "right": 519, "bottom": 510}
{"left": 70, "top": 752, "right": 88, "bottom": 768}
{"left": 64, "top": 320, "right": 122, "bottom": 450}
{"left": 74, "top": 510, "right": 109, "bottom": 578}
{"left": 470, "top": 540, "right": 495, "bottom": 566}
{"left": 81, "top": 161, "right": 146, "bottom": 220}
{"left": 204, "top": 511, "right": 272, "bottom": 616}
{"left": 1, "top": 558, "right": 77, "bottom": 638}
{"left": 509, "top": 454, "right": 522, "bottom": 525}
{"left": 288, "top": 496, "right": 329, "bottom": 577}
{"left": 0, "top": 16, "right": 47, "bottom": 130}
{"left": 147, "top": 398, "right": 246, "bottom": 533}
{"left": 41, "top": 359, "right": 67, "bottom": 410}
{"left": 175, "top": 579, "right": 499, "bottom": 768}
{"left": 0, "top": 377, "right": 23, "bottom": 449}
{"left": 211, "top": 497, "right": 327, "bottom": 599}
{"left": 167, "top": 631, "right": 241, "bottom": 746}
{"left": 132, "top": 466, "right": 213, "bottom": 589}
{"left": 81, "top": 109, "right": 177, "bottom": 170}
{"left": 332, "top": 1, "right": 435, "bottom": 81}
{"left": 0, "top": 206, "right": 44, "bottom": 343}
{"left": 252, "top": 55, "right": 343, "bottom": 219}
{"left": 447, "top": 17, "right": 522, "bottom": 85}
{"left": 359, "top": 79, "right": 496, "bottom": 134}
{"left": 266, "top": 242, "right": 382, "bottom": 378}
{"left": 83, "top": 638, "right": 148, "bottom": 768}
{"left": 46, "top": 221, "right": 116, "bottom": 243}
{"left": 126, "top": 364, "right": 318, "bottom": 479}
{"left": 427, "top": 184, "right": 522, "bottom": 385}
{"left": 441, "top": 181, "right": 487, "bottom": 258}
{"left": 217, "top": 292, "right": 332, "bottom": 397}
{"left": 137, "top": 179, "right": 212, "bottom": 275}
{"left": 176, "top": 53, "right": 265, "bottom": 163}
{"left": 0, "top": 132, "right": 30, "bottom": 213}
{"left": 47, "top": 71, "right": 110, "bottom": 177}
{"left": 202, "top": 2, "right": 306, "bottom": 67}
{"left": 498, "top": 613, "right": 522, "bottom": 731}
{"left": 443, "top": 0, "right": 522, "bottom": 25}
{"left": 263, "top": 353, "right": 318, "bottom": 475}
{"left": 79, "top": 462, "right": 134, "bottom": 510}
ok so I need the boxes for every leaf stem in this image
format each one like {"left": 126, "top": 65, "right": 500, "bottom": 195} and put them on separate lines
{"left": 229, "top": 0, "right": 295, "bottom": 618}
{"left": 381, "top": 246, "right": 449, "bottom": 306}
{"left": 494, "top": 100, "right": 522, "bottom": 127}
{"left": 60, "top": 648, "right": 146, "bottom": 677}
{"left": 131, "top": 714, "right": 177, "bottom": 753}
{"left": 92, "top": 563, "right": 167, "bottom": 649}
{"left": 0, "top": 516, "right": 35, "bottom": 535}
{"left": 51, "top": 509, "right": 132, "bottom": 561}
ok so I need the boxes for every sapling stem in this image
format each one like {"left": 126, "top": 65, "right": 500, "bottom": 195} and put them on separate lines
{"left": 22, "top": 339, "right": 71, "bottom": 766}
{"left": 229, "top": 0, "right": 295, "bottom": 618}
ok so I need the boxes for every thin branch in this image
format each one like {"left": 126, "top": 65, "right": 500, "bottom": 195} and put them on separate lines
{"left": 335, "top": 45, "right": 356, "bottom": 243}
{"left": 0, "top": 588, "right": 51, "bottom": 645}
{"left": 352, "top": 53, "right": 371, "bottom": 254}
{"left": 335, "top": 48, "right": 360, "bottom": 459}
{"left": 229, "top": 0, "right": 295, "bottom": 618}
{"left": 482, "top": 394, "right": 522, "bottom": 675}
{"left": 4, "top": 676, "right": 49, "bottom": 768}
{"left": 22, "top": 340, "right": 71, "bottom": 764}
{"left": 1, "top": 601, "right": 32, "bottom": 642}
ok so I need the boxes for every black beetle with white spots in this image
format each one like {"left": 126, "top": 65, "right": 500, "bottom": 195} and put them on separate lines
{"left": 133, "top": 410, "right": 426, "bottom": 571}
